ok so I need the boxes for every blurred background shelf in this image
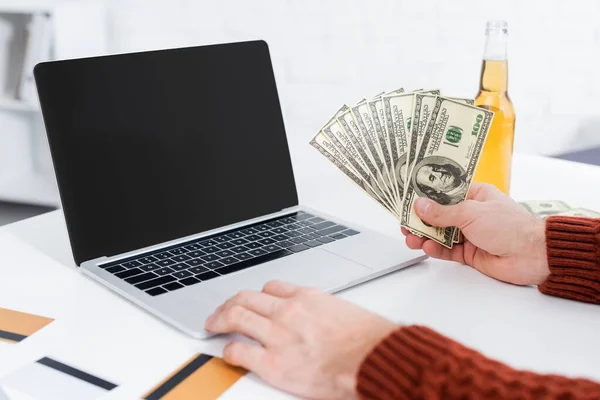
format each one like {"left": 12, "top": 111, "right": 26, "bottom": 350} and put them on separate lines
{"left": 0, "top": 0, "right": 106, "bottom": 224}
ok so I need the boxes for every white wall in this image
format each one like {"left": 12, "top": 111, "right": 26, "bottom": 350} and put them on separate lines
{"left": 106, "top": 0, "right": 600, "bottom": 161}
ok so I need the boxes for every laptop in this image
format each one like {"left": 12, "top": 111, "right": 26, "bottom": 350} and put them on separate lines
{"left": 34, "top": 40, "right": 427, "bottom": 339}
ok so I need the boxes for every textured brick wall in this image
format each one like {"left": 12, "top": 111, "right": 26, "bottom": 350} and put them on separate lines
{"left": 106, "top": 0, "right": 600, "bottom": 161}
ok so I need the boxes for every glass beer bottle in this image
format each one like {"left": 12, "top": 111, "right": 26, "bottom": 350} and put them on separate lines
{"left": 473, "top": 20, "right": 515, "bottom": 194}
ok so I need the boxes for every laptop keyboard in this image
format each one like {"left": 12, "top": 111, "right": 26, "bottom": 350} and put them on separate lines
{"left": 97, "top": 211, "right": 360, "bottom": 296}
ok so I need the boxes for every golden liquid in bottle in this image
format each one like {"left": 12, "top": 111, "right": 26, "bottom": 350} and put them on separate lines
{"left": 474, "top": 60, "right": 515, "bottom": 194}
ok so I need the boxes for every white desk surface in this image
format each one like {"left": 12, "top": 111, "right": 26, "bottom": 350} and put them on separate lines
{"left": 1, "top": 152, "right": 600, "bottom": 399}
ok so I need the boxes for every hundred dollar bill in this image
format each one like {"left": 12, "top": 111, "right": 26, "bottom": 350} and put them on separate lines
{"left": 382, "top": 92, "right": 417, "bottom": 197}
{"left": 440, "top": 98, "right": 474, "bottom": 244}
{"left": 404, "top": 94, "right": 474, "bottom": 243}
{"left": 321, "top": 106, "right": 399, "bottom": 216}
{"left": 370, "top": 86, "right": 409, "bottom": 199}
{"left": 401, "top": 97, "right": 494, "bottom": 248}
{"left": 309, "top": 132, "right": 398, "bottom": 216}
{"left": 407, "top": 94, "right": 469, "bottom": 243}
{"left": 350, "top": 97, "right": 398, "bottom": 200}
{"left": 403, "top": 90, "right": 441, "bottom": 199}
{"left": 519, "top": 200, "right": 570, "bottom": 219}
{"left": 447, "top": 98, "right": 476, "bottom": 244}
{"left": 338, "top": 104, "right": 399, "bottom": 211}
{"left": 555, "top": 207, "right": 600, "bottom": 218}
{"left": 368, "top": 95, "right": 401, "bottom": 201}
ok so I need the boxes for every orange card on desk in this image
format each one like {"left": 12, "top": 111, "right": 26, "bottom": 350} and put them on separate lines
{"left": 143, "top": 354, "right": 246, "bottom": 400}
{"left": 0, "top": 307, "right": 53, "bottom": 344}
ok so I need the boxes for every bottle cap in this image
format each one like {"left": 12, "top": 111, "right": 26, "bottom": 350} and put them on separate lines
{"left": 486, "top": 20, "right": 508, "bottom": 34}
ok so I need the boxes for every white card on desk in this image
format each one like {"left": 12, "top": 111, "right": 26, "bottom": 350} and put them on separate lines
{"left": 1, "top": 357, "right": 117, "bottom": 400}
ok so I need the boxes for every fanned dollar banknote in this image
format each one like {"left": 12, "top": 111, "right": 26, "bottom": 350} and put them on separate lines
{"left": 520, "top": 200, "right": 600, "bottom": 219}
{"left": 310, "top": 88, "right": 495, "bottom": 248}
{"left": 401, "top": 97, "right": 493, "bottom": 247}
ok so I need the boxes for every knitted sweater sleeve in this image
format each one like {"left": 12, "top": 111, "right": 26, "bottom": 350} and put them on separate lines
{"left": 357, "top": 216, "right": 600, "bottom": 399}
{"left": 538, "top": 216, "right": 600, "bottom": 303}
{"left": 357, "top": 326, "right": 600, "bottom": 400}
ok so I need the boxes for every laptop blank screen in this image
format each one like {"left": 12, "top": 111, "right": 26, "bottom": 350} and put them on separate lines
{"left": 34, "top": 41, "right": 298, "bottom": 265}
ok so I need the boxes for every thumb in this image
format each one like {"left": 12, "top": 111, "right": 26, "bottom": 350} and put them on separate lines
{"left": 414, "top": 197, "right": 475, "bottom": 228}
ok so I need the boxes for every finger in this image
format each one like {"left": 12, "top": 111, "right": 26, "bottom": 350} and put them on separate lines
{"left": 219, "top": 290, "right": 282, "bottom": 318}
{"left": 467, "top": 183, "right": 505, "bottom": 202}
{"left": 262, "top": 280, "right": 298, "bottom": 298}
{"left": 400, "top": 226, "right": 411, "bottom": 236}
{"left": 466, "top": 183, "right": 488, "bottom": 200}
{"left": 205, "top": 305, "right": 273, "bottom": 345}
{"left": 406, "top": 234, "right": 427, "bottom": 250}
{"left": 222, "top": 341, "right": 266, "bottom": 373}
{"left": 421, "top": 240, "right": 465, "bottom": 264}
{"left": 414, "top": 198, "right": 479, "bottom": 229}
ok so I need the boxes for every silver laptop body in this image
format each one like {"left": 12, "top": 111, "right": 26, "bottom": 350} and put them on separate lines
{"left": 35, "top": 41, "right": 426, "bottom": 339}
{"left": 81, "top": 205, "right": 426, "bottom": 338}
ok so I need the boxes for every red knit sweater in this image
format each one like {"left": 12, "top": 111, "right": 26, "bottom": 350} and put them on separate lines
{"left": 357, "top": 216, "right": 600, "bottom": 399}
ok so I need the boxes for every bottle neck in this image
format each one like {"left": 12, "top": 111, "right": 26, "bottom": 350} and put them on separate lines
{"left": 480, "top": 27, "right": 508, "bottom": 93}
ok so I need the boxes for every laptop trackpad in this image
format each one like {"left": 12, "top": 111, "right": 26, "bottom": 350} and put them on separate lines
{"left": 157, "top": 250, "right": 371, "bottom": 337}
{"left": 200, "top": 248, "right": 372, "bottom": 297}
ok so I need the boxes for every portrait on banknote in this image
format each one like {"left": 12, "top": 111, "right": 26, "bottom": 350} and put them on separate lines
{"left": 395, "top": 153, "right": 408, "bottom": 193}
{"left": 411, "top": 156, "right": 468, "bottom": 205}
